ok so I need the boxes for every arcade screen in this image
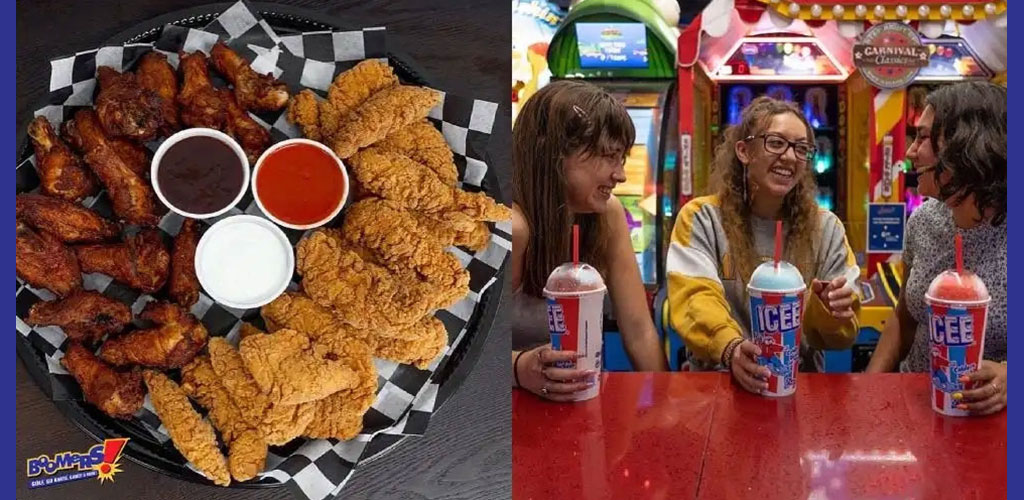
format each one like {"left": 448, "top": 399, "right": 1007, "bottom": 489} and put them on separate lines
{"left": 716, "top": 40, "right": 842, "bottom": 78}
{"left": 617, "top": 107, "right": 656, "bottom": 284}
{"left": 576, "top": 22, "right": 648, "bottom": 69}
{"left": 720, "top": 83, "right": 840, "bottom": 212}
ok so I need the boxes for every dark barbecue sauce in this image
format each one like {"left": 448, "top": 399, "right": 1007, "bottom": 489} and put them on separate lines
{"left": 157, "top": 136, "right": 245, "bottom": 214}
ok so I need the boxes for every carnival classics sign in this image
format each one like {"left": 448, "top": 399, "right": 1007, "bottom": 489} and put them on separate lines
{"left": 853, "top": 22, "right": 930, "bottom": 89}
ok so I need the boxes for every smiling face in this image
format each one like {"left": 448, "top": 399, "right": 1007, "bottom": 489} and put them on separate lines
{"left": 735, "top": 112, "right": 812, "bottom": 201}
{"left": 906, "top": 105, "right": 948, "bottom": 198}
{"left": 564, "top": 145, "right": 628, "bottom": 213}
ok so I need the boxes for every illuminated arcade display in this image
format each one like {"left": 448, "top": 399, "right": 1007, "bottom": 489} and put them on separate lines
{"left": 575, "top": 22, "right": 649, "bottom": 69}
{"left": 711, "top": 37, "right": 847, "bottom": 81}
{"left": 918, "top": 38, "right": 993, "bottom": 80}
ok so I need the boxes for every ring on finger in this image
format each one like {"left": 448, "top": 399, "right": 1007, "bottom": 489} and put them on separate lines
{"left": 540, "top": 385, "right": 549, "bottom": 395}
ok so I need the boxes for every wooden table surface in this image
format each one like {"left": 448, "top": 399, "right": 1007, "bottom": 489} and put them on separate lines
{"left": 15, "top": 1, "right": 512, "bottom": 499}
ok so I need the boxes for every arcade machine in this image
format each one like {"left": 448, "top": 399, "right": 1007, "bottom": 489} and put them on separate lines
{"left": 665, "top": 0, "right": 1006, "bottom": 372}
{"left": 546, "top": 0, "right": 679, "bottom": 370}
{"left": 512, "top": 0, "right": 566, "bottom": 122}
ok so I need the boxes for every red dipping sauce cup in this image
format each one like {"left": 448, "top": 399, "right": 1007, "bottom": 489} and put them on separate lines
{"left": 252, "top": 139, "right": 349, "bottom": 230}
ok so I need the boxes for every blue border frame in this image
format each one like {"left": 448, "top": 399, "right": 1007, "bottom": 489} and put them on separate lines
{"left": 7, "top": 0, "right": 18, "bottom": 493}
{"left": 1006, "top": 6, "right": 1019, "bottom": 498}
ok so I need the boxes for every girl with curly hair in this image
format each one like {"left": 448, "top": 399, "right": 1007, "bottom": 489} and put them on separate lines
{"left": 667, "top": 96, "right": 859, "bottom": 393}
{"left": 867, "top": 82, "right": 1006, "bottom": 416}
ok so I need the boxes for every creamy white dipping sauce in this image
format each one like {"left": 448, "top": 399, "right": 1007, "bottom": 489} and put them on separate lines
{"left": 195, "top": 215, "right": 293, "bottom": 309}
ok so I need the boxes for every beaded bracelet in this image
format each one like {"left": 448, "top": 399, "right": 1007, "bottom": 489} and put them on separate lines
{"left": 721, "top": 338, "right": 743, "bottom": 369}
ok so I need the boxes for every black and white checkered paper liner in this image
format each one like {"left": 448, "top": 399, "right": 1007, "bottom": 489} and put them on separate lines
{"left": 15, "top": 2, "right": 507, "bottom": 498}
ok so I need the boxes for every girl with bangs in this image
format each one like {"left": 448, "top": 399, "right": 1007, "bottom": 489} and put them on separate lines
{"left": 511, "top": 80, "right": 666, "bottom": 401}
{"left": 667, "top": 96, "right": 859, "bottom": 393}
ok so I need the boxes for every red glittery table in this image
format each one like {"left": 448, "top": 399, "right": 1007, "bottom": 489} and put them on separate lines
{"left": 513, "top": 373, "right": 1007, "bottom": 500}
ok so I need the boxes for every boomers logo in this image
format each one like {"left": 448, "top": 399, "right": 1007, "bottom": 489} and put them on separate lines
{"left": 26, "top": 438, "right": 129, "bottom": 489}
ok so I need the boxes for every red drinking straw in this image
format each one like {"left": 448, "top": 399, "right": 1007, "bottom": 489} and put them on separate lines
{"left": 955, "top": 232, "right": 963, "bottom": 275}
{"left": 774, "top": 220, "right": 783, "bottom": 269}
{"left": 573, "top": 224, "right": 579, "bottom": 267}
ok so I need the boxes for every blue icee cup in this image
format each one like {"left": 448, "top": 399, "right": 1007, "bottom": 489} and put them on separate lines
{"left": 747, "top": 261, "right": 806, "bottom": 397}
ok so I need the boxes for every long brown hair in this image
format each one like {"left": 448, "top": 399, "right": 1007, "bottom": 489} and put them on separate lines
{"left": 513, "top": 80, "right": 635, "bottom": 297}
{"left": 712, "top": 96, "right": 820, "bottom": 283}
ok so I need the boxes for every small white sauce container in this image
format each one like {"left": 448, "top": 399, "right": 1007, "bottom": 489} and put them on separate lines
{"left": 251, "top": 138, "right": 349, "bottom": 230}
{"left": 152, "top": 128, "right": 250, "bottom": 220}
{"left": 194, "top": 215, "right": 293, "bottom": 309}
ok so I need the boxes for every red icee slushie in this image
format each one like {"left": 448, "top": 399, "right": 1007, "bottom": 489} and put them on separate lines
{"left": 544, "top": 262, "right": 606, "bottom": 402}
{"left": 926, "top": 269, "right": 990, "bottom": 417}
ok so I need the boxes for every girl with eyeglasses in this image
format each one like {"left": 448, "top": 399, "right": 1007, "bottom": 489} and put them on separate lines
{"left": 666, "top": 96, "right": 859, "bottom": 393}
{"left": 867, "top": 82, "right": 1006, "bottom": 416}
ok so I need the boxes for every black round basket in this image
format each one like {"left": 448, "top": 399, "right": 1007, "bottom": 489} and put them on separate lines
{"left": 16, "top": 1, "right": 505, "bottom": 487}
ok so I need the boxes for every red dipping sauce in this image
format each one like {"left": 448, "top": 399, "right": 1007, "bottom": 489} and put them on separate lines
{"left": 254, "top": 141, "right": 348, "bottom": 228}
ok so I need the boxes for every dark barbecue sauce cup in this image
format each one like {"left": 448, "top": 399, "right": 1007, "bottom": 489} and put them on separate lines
{"left": 152, "top": 129, "right": 250, "bottom": 219}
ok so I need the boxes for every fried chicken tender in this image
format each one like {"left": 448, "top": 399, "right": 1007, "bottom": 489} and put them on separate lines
{"left": 327, "top": 59, "right": 398, "bottom": 119}
{"left": 342, "top": 199, "right": 469, "bottom": 308}
{"left": 16, "top": 221, "right": 81, "bottom": 297}
{"left": 27, "top": 290, "right": 132, "bottom": 345}
{"left": 27, "top": 116, "right": 98, "bottom": 201}
{"left": 296, "top": 231, "right": 435, "bottom": 329}
{"left": 178, "top": 51, "right": 228, "bottom": 130}
{"left": 95, "top": 66, "right": 164, "bottom": 142}
{"left": 180, "top": 356, "right": 267, "bottom": 482}
{"left": 143, "top": 370, "right": 230, "bottom": 486}
{"left": 210, "top": 42, "right": 289, "bottom": 112}
{"left": 349, "top": 149, "right": 510, "bottom": 222}
{"left": 16, "top": 194, "right": 118, "bottom": 244}
{"left": 221, "top": 88, "right": 270, "bottom": 164}
{"left": 135, "top": 51, "right": 180, "bottom": 135}
{"left": 331, "top": 85, "right": 441, "bottom": 159}
{"left": 375, "top": 120, "right": 458, "bottom": 185}
{"left": 99, "top": 301, "right": 208, "bottom": 369}
{"left": 239, "top": 328, "right": 359, "bottom": 405}
{"left": 238, "top": 322, "right": 265, "bottom": 341}
{"left": 61, "top": 342, "right": 144, "bottom": 419}
{"left": 169, "top": 219, "right": 201, "bottom": 308}
{"left": 76, "top": 229, "right": 169, "bottom": 293}
{"left": 62, "top": 108, "right": 149, "bottom": 178}
{"left": 263, "top": 292, "right": 444, "bottom": 368}
{"left": 261, "top": 401, "right": 316, "bottom": 446}
{"left": 286, "top": 59, "right": 398, "bottom": 144}
{"left": 302, "top": 341, "right": 377, "bottom": 440}
{"left": 286, "top": 90, "right": 323, "bottom": 141}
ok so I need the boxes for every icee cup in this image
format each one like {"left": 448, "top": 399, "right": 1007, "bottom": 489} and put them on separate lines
{"left": 747, "top": 261, "right": 806, "bottom": 397}
{"left": 543, "top": 262, "right": 607, "bottom": 402}
{"left": 926, "top": 269, "right": 990, "bottom": 416}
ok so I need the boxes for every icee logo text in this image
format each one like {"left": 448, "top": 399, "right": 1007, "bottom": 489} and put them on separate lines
{"left": 930, "top": 314, "right": 974, "bottom": 346}
{"left": 755, "top": 301, "right": 802, "bottom": 333}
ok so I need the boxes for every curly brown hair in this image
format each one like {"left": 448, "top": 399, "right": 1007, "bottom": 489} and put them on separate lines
{"left": 513, "top": 80, "right": 635, "bottom": 297}
{"left": 711, "top": 96, "right": 820, "bottom": 283}
{"left": 926, "top": 81, "right": 1006, "bottom": 226}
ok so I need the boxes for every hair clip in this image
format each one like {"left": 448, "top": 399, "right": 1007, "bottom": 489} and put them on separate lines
{"left": 572, "top": 105, "right": 588, "bottom": 119}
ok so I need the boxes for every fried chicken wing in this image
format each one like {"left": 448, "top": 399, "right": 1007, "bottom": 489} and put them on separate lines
{"left": 27, "top": 116, "right": 98, "bottom": 201}
{"left": 210, "top": 42, "right": 289, "bottom": 112}
{"left": 143, "top": 370, "right": 231, "bottom": 486}
{"left": 239, "top": 328, "right": 359, "bottom": 405}
{"left": 62, "top": 109, "right": 149, "bottom": 178}
{"left": 76, "top": 229, "right": 169, "bottom": 293}
{"left": 178, "top": 51, "right": 228, "bottom": 130}
{"left": 61, "top": 343, "right": 144, "bottom": 419}
{"left": 296, "top": 231, "right": 435, "bottom": 329}
{"left": 16, "top": 221, "right": 81, "bottom": 297}
{"left": 375, "top": 120, "right": 458, "bottom": 185}
{"left": 135, "top": 51, "right": 180, "bottom": 135}
{"left": 342, "top": 199, "right": 469, "bottom": 308}
{"left": 221, "top": 89, "right": 270, "bottom": 164}
{"left": 99, "top": 301, "right": 207, "bottom": 369}
{"left": 331, "top": 85, "right": 441, "bottom": 159}
{"left": 27, "top": 290, "right": 132, "bottom": 345}
{"left": 85, "top": 143, "right": 160, "bottom": 226}
{"left": 349, "top": 149, "right": 510, "bottom": 222}
{"left": 16, "top": 193, "right": 118, "bottom": 244}
{"left": 95, "top": 66, "right": 164, "bottom": 142}
{"left": 169, "top": 219, "right": 201, "bottom": 308}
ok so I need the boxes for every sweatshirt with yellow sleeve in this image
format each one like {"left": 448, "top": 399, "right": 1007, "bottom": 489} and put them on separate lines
{"left": 666, "top": 195, "right": 860, "bottom": 372}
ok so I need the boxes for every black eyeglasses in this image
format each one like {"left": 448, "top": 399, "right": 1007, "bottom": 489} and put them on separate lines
{"left": 744, "top": 133, "right": 817, "bottom": 161}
